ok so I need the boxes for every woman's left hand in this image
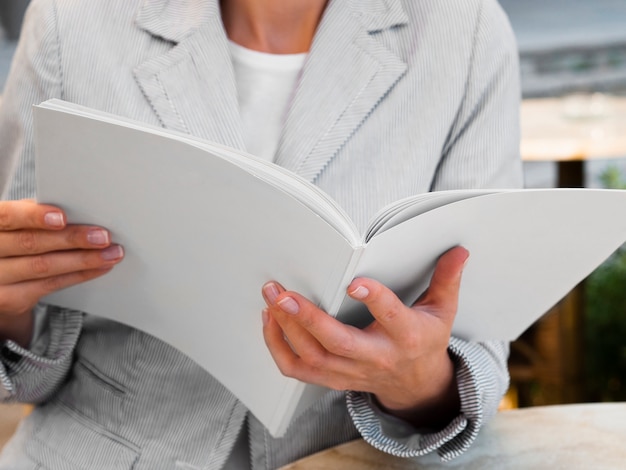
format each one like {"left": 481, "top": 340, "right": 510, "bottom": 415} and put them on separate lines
{"left": 262, "top": 246, "right": 469, "bottom": 428}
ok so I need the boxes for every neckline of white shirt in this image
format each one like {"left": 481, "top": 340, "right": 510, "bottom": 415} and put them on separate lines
{"left": 228, "top": 40, "right": 307, "bottom": 70}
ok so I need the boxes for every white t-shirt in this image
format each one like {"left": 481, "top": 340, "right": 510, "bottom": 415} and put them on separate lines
{"left": 228, "top": 40, "right": 307, "bottom": 162}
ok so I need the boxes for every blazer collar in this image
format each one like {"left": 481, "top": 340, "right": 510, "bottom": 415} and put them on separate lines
{"left": 133, "top": 0, "right": 408, "bottom": 182}
{"left": 134, "top": 0, "right": 245, "bottom": 149}
{"left": 274, "top": 0, "right": 408, "bottom": 180}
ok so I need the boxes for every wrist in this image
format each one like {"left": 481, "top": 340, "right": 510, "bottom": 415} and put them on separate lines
{"left": 0, "top": 311, "right": 34, "bottom": 348}
{"left": 375, "top": 351, "right": 460, "bottom": 431}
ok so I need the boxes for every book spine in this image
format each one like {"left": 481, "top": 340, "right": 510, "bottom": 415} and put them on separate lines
{"left": 269, "top": 246, "right": 365, "bottom": 436}
{"left": 324, "top": 245, "right": 365, "bottom": 317}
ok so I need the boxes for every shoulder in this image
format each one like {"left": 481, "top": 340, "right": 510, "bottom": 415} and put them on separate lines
{"left": 392, "top": 0, "right": 517, "bottom": 70}
{"left": 361, "top": 0, "right": 515, "bottom": 73}
{"left": 22, "top": 0, "right": 148, "bottom": 39}
{"left": 399, "top": 0, "right": 514, "bottom": 42}
{"left": 18, "top": 0, "right": 149, "bottom": 70}
{"left": 28, "top": 0, "right": 217, "bottom": 46}
{"left": 18, "top": 0, "right": 143, "bottom": 50}
{"left": 400, "top": 0, "right": 510, "bottom": 24}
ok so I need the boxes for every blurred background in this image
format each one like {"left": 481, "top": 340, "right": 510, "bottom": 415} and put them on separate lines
{"left": 497, "top": 0, "right": 626, "bottom": 410}
{"left": 1, "top": 0, "right": 626, "bottom": 445}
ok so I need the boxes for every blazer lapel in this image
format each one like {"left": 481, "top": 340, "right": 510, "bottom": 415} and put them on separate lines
{"left": 274, "top": 0, "right": 409, "bottom": 182}
{"left": 133, "top": 0, "right": 245, "bottom": 150}
{"left": 132, "top": 0, "right": 408, "bottom": 168}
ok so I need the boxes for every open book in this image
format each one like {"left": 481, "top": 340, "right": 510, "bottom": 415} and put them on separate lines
{"left": 34, "top": 99, "right": 626, "bottom": 436}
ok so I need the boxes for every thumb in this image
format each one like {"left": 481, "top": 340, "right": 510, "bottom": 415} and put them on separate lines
{"left": 416, "top": 246, "right": 469, "bottom": 322}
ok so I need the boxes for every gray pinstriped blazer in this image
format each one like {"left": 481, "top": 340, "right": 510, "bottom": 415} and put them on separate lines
{"left": 0, "top": 0, "right": 523, "bottom": 468}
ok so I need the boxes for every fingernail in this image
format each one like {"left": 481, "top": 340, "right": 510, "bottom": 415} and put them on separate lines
{"left": 87, "top": 228, "right": 109, "bottom": 245}
{"left": 462, "top": 252, "right": 470, "bottom": 269}
{"left": 349, "top": 285, "right": 369, "bottom": 300}
{"left": 44, "top": 212, "right": 65, "bottom": 227}
{"left": 263, "top": 282, "right": 280, "bottom": 304}
{"left": 278, "top": 296, "right": 299, "bottom": 315}
{"left": 101, "top": 245, "right": 124, "bottom": 261}
{"left": 262, "top": 308, "right": 269, "bottom": 326}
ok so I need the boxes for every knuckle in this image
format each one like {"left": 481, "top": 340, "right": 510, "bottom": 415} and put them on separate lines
{"left": 380, "top": 304, "right": 402, "bottom": 323}
{"left": 65, "top": 226, "right": 81, "bottom": 246}
{"left": 402, "top": 333, "right": 420, "bottom": 354}
{"left": 30, "top": 255, "right": 50, "bottom": 276}
{"left": 17, "top": 231, "right": 38, "bottom": 253}
{"left": 79, "top": 251, "right": 101, "bottom": 269}
{"left": 303, "top": 350, "right": 326, "bottom": 370}
{"left": 373, "top": 353, "right": 394, "bottom": 372}
{"left": 329, "top": 333, "right": 355, "bottom": 357}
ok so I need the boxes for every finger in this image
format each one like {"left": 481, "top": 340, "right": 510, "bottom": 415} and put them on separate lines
{"left": 0, "top": 226, "right": 112, "bottom": 257}
{"left": 0, "top": 267, "right": 116, "bottom": 315}
{"left": 0, "top": 245, "right": 124, "bottom": 284}
{"left": 263, "top": 283, "right": 329, "bottom": 361}
{"left": 271, "top": 291, "right": 365, "bottom": 361}
{"left": 0, "top": 200, "right": 67, "bottom": 231}
{"left": 262, "top": 308, "right": 355, "bottom": 390}
{"left": 345, "top": 247, "right": 469, "bottom": 335}
{"left": 263, "top": 286, "right": 365, "bottom": 376}
{"left": 267, "top": 300, "right": 333, "bottom": 365}
{"left": 263, "top": 307, "right": 305, "bottom": 370}
{"left": 419, "top": 246, "right": 469, "bottom": 319}
{"left": 261, "top": 281, "right": 285, "bottom": 306}
{"left": 346, "top": 277, "right": 415, "bottom": 338}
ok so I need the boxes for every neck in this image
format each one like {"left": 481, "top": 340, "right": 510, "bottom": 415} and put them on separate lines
{"left": 220, "top": 0, "right": 329, "bottom": 53}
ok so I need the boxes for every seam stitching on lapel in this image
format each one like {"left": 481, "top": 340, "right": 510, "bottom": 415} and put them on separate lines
{"left": 154, "top": 72, "right": 190, "bottom": 133}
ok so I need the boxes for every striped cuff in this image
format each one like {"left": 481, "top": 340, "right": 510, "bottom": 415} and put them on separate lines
{"left": 0, "top": 307, "right": 83, "bottom": 403}
{"left": 346, "top": 337, "right": 499, "bottom": 462}
{"left": 346, "top": 390, "right": 467, "bottom": 459}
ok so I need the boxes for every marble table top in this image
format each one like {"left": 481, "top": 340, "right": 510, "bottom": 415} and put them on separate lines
{"left": 280, "top": 403, "right": 626, "bottom": 469}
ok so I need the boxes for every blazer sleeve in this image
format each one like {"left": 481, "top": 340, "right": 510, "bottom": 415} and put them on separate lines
{"left": 0, "top": 0, "right": 83, "bottom": 404}
{"left": 346, "top": 0, "right": 522, "bottom": 462}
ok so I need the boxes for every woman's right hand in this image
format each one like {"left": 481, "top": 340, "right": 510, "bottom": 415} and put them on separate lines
{"left": 0, "top": 200, "right": 124, "bottom": 347}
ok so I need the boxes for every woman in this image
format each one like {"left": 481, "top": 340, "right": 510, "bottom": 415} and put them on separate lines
{"left": 0, "top": 0, "right": 522, "bottom": 468}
